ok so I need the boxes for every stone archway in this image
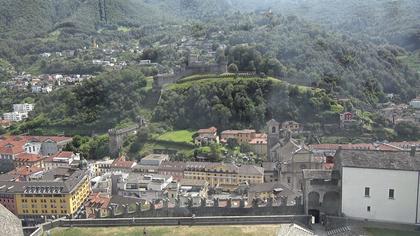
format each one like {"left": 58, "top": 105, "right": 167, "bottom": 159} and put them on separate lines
{"left": 308, "top": 191, "right": 320, "bottom": 209}
{"left": 322, "top": 191, "right": 340, "bottom": 215}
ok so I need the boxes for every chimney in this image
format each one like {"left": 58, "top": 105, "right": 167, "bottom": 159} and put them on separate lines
{"left": 410, "top": 145, "right": 416, "bottom": 157}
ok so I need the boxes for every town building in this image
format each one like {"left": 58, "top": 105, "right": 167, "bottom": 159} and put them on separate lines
{"left": 266, "top": 119, "right": 323, "bottom": 190}
{"left": 3, "top": 112, "right": 28, "bottom": 122}
{"left": 184, "top": 162, "right": 264, "bottom": 190}
{"left": 339, "top": 111, "right": 361, "bottom": 129}
{"left": 157, "top": 161, "right": 186, "bottom": 181}
{"left": 139, "top": 154, "right": 169, "bottom": 166}
{"left": 12, "top": 104, "right": 34, "bottom": 113}
{"left": 336, "top": 148, "right": 420, "bottom": 224}
{"left": 92, "top": 158, "right": 114, "bottom": 176}
{"left": 111, "top": 173, "right": 172, "bottom": 200}
{"left": 43, "top": 151, "right": 79, "bottom": 170}
{"left": 248, "top": 133, "right": 267, "bottom": 156}
{"left": 194, "top": 127, "right": 219, "bottom": 145}
{"left": 13, "top": 153, "right": 44, "bottom": 168}
{"left": 409, "top": 97, "right": 420, "bottom": 109}
{"left": 177, "top": 179, "right": 209, "bottom": 207}
{"left": 220, "top": 129, "right": 257, "bottom": 144}
{"left": 0, "top": 168, "right": 91, "bottom": 220}
{"left": 84, "top": 192, "right": 111, "bottom": 219}
{"left": 3, "top": 166, "right": 43, "bottom": 182}
{"left": 247, "top": 182, "right": 298, "bottom": 203}
{"left": 110, "top": 156, "right": 136, "bottom": 172}
{"left": 281, "top": 121, "right": 303, "bottom": 134}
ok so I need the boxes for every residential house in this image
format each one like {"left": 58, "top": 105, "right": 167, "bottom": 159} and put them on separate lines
{"left": 248, "top": 133, "right": 267, "bottom": 156}
{"left": 13, "top": 153, "right": 44, "bottom": 168}
{"left": 2, "top": 166, "right": 43, "bottom": 182}
{"left": 3, "top": 112, "right": 28, "bottom": 122}
{"left": 110, "top": 156, "right": 136, "bottom": 172}
{"left": 281, "top": 121, "right": 303, "bottom": 134}
{"left": 43, "top": 151, "right": 79, "bottom": 170}
{"left": 92, "top": 158, "right": 114, "bottom": 176}
{"left": 195, "top": 127, "right": 219, "bottom": 145}
{"left": 220, "top": 129, "right": 257, "bottom": 144}
{"left": 84, "top": 193, "right": 111, "bottom": 219}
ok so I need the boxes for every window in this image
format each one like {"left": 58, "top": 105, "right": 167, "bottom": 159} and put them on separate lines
{"left": 367, "top": 206, "right": 371, "bottom": 212}
{"left": 389, "top": 189, "right": 394, "bottom": 199}
{"left": 287, "top": 177, "right": 291, "bottom": 184}
{"left": 364, "top": 187, "right": 370, "bottom": 197}
{"left": 271, "top": 126, "right": 276, "bottom": 134}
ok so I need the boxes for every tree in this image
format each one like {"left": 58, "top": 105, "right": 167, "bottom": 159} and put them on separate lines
{"left": 209, "top": 143, "right": 222, "bottom": 162}
{"left": 240, "top": 143, "right": 252, "bottom": 153}
{"left": 395, "top": 121, "right": 420, "bottom": 141}
{"left": 228, "top": 63, "right": 239, "bottom": 73}
{"left": 226, "top": 138, "right": 238, "bottom": 149}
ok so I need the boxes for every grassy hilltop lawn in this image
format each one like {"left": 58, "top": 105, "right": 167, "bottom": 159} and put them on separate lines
{"left": 155, "top": 130, "right": 195, "bottom": 144}
{"left": 47, "top": 225, "right": 280, "bottom": 236}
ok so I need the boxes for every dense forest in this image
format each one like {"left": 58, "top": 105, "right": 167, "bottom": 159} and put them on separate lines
{"left": 154, "top": 77, "right": 341, "bottom": 131}
{"left": 0, "top": 0, "right": 419, "bottom": 144}
{"left": 9, "top": 68, "right": 148, "bottom": 135}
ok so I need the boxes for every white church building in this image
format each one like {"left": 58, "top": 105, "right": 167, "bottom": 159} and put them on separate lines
{"left": 336, "top": 148, "right": 420, "bottom": 224}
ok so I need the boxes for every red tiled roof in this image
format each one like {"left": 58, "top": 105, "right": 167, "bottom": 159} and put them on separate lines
{"left": 55, "top": 151, "right": 74, "bottom": 158}
{"left": 111, "top": 156, "right": 136, "bottom": 169}
{"left": 0, "top": 143, "right": 25, "bottom": 155}
{"left": 0, "top": 135, "right": 72, "bottom": 155}
{"left": 197, "top": 127, "right": 217, "bottom": 134}
{"left": 8, "top": 166, "right": 43, "bottom": 177}
{"left": 15, "top": 153, "right": 43, "bottom": 163}
{"left": 85, "top": 193, "right": 111, "bottom": 209}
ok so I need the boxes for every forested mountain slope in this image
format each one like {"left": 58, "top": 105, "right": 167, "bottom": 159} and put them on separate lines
{"left": 230, "top": 0, "right": 420, "bottom": 50}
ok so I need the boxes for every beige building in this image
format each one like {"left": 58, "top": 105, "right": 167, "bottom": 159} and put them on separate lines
{"left": 184, "top": 162, "right": 264, "bottom": 190}
{"left": 220, "top": 129, "right": 256, "bottom": 144}
{"left": 195, "top": 127, "right": 219, "bottom": 145}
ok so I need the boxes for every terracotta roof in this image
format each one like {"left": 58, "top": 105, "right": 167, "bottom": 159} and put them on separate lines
{"left": 0, "top": 143, "right": 25, "bottom": 155}
{"left": 14, "top": 153, "right": 43, "bottom": 163}
{"left": 55, "top": 151, "right": 74, "bottom": 158}
{"left": 0, "top": 135, "right": 72, "bottom": 155}
{"left": 8, "top": 166, "right": 43, "bottom": 177}
{"left": 197, "top": 127, "right": 217, "bottom": 134}
{"left": 85, "top": 193, "right": 111, "bottom": 209}
{"left": 111, "top": 156, "right": 136, "bottom": 169}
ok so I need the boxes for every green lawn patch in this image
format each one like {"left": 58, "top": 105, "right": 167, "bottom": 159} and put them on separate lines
{"left": 156, "top": 130, "right": 195, "bottom": 144}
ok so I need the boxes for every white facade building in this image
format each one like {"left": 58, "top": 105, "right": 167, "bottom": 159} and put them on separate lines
{"left": 3, "top": 112, "right": 28, "bottom": 121}
{"left": 410, "top": 98, "right": 420, "bottom": 109}
{"left": 338, "top": 149, "right": 420, "bottom": 224}
{"left": 13, "top": 103, "right": 34, "bottom": 113}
